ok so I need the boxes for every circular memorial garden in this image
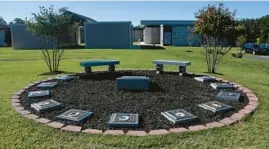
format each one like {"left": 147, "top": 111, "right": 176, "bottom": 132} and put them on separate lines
{"left": 11, "top": 68, "right": 259, "bottom": 135}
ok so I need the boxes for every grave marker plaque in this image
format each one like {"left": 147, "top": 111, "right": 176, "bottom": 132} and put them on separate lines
{"left": 216, "top": 91, "right": 241, "bottom": 101}
{"left": 198, "top": 101, "right": 232, "bottom": 113}
{"left": 56, "top": 109, "right": 93, "bottom": 124}
{"left": 55, "top": 75, "right": 74, "bottom": 81}
{"left": 31, "top": 99, "right": 62, "bottom": 113}
{"left": 161, "top": 109, "right": 198, "bottom": 124}
{"left": 28, "top": 90, "right": 50, "bottom": 98}
{"left": 36, "top": 82, "right": 58, "bottom": 89}
{"left": 108, "top": 113, "right": 139, "bottom": 128}
{"left": 210, "top": 83, "right": 234, "bottom": 90}
{"left": 194, "top": 76, "right": 216, "bottom": 82}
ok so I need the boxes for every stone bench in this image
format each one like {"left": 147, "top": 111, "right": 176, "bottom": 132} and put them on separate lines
{"left": 80, "top": 60, "right": 120, "bottom": 75}
{"left": 116, "top": 76, "right": 150, "bottom": 91}
{"left": 152, "top": 60, "right": 191, "bottom": 75}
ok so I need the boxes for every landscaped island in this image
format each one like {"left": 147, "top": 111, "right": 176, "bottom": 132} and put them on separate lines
{"left": 16, "top": 68, "right": 251, "bottom": 133}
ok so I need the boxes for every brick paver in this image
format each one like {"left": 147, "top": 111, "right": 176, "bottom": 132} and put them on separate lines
{"left": 11, "top": 98, "right": 20, "bottom": 103}
{"left": 188, "top": 125, "right": 208, "bottom": 131}
{"left": 205, "top": 122, "right": 225, "bottom": 128}
{"left": 17, "top": 110, "right": 31, "bottom": 115}
{"left": 46, "top": 121, "right": 65, "bottom": 129}
{"left": 169, "top": 128, "right": 189, "bottom": 133}
{"left": 82, "top": 129, "right": 103, "bottom": 134}
{"left": 61, "top": 125, "right": 82, "bottom": 132}
{"left": 219, "top": 118, "right": 236, "bottom": 125}
{"left": 148, "top": 129, "right": 170, "bottom": 135}
{"left": 103, "top": 130, "right": 125, "bottom": 135}
{"left": 35, "top": 118, "right": 51, "bottom": 124}
{"left": 126, "top": 130, "right": 148, "bottom": 136}
{"left": 23, "top": 114, "right": 39, "bottom": 119}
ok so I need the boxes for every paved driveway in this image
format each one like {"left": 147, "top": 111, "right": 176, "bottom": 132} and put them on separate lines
{"left": 245, "top": 54, "right": 269, "bottom": 61}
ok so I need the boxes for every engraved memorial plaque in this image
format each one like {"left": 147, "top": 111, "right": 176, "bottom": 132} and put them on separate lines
{"left": 161, "top": 109, "right": 198, "bottom": 124}
{"left": 31, "top": 99, "right": 62, "bottom": 113}
{"left": 28, "top": 90, "right": 50, "bottom": 98}
{"left": 56, "top": 109, "right": 93, "bottom": 124}
{"left": 210, "top": 83, "right": 234, "bottom": 90}
{"left": 55, "top": 75, "right": 74, "bottom": 81}
{"left": 108, "top": 113, "right": 139, "bottom": 128}
{"left": 198, "top": 101, "right": 232, "bottom": 113}
{"left": 36, "top": 82, "right": 58, "bottom": 89}
{"left": 216, "top": 91, "right": 241, "bottom": 101}
{"left": 194, "top": 76, "right": 216, "bottom": 82}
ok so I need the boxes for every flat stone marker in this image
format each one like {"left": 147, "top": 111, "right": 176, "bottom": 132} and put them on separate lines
{"left": 216, "top": 91, "right": 241, "bottom": 101}
{"left": 56, "top": 109, "right": 93, "bottom": 124}
{"left": 36, "top": 82, "right": 58, "bottom": 89}
{"left": 31, "top": 99, "right": 62, "bottom": 113}
{"left": 27, "top": 90, "right": 50, "bottom": 98}
{"left": 198, "top": 101, "right": 232, "bottom": 113}
{"left": 194, "top": 76, "right": 216, "bottom": 82}
{"left": 108, "top": 113, "right": 139, "bottom": 128}
{"left": 161, "top": 109, "right": 198, "bottom": 124}
{"left": 116, "top": 76, "right": 150, "bottom": 91}
{"left": 210, "top": 83, "right": 234, "bottom": 90}
{"left": 55, "top": 75, "right": 74, "bottom": 81}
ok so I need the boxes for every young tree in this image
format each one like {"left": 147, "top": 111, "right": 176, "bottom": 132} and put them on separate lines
{"left": 256, "top": 37, "right": 261, "bottom": 44}
{"left": 266, "top": 35, "right": 269, "bottom": 43}
{"left": 26, "top": 6, "right": 78, "bottom": 74}
{"left": 186, "top": 26, "right": 195, "bottom": 48}
{"left": 194, "top": 3, "right": 237, "bottom": 73}
{"left": 13, "top": 17, "right": 26, "bottom": 24}
{"left": 236, "top": 35, "right": 247, "bottom": 51}
{"left": 0, "top": 16, "right": 7, "bottom": 25}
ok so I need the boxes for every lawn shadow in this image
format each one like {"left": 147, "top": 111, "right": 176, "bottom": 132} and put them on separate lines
{"left": 140, "top": 45, "right": 166, "bottom": 50}
{"left": 203, "top": 72, "right": 224, "bottom": 76}
{"left": 80, "top": 71, "right": 134, "bottom": 80}
{"left": 38, "top": 71, "right": 79, "bottom": 76}
{"left": 185, "top": 50, "right": 193, "bottom": 52}
{"left": 61, "top": 45, "right": 85, "bottom": 49}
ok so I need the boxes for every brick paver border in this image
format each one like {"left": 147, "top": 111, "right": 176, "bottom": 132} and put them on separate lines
{"left": 11, "top": 71, "right": 259, "bottom": 136}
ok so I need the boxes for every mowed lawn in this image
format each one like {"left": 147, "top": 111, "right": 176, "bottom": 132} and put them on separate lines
{"left": 0, "top": 47, "right": 269, "bottom": 149}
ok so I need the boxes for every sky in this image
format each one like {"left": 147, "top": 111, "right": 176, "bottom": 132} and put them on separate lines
{"left": 0, "top": 1, "right": 268, "bottom": 26}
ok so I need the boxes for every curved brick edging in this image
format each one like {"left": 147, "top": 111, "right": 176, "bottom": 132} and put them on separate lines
{"left": 11, "top": 71, "right": 259, "bottom": 136}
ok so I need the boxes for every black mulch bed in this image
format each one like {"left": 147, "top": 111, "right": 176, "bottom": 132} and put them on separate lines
{"left": 19, "top": 70, "right": 249, "bottom": 132}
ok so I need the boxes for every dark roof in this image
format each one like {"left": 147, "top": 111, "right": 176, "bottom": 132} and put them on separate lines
{"left": 141, "top": 20, "right": 196, "bottom": 26}
{"left": 63, "top": 10, "right": 97, "bottom": 23}
{"left": 0, "top": 25, "right": 10, "bottom": 30}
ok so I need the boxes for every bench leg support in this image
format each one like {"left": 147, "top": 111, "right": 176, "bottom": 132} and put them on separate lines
{"left": 156, "top": 64, "right": 163, "bottom": 74}
{"left": 85, "top": 67, "right": 92, "bottom": 75}
{"left": 179, "top": 66, "right": 186, "bottom": 76}
{"left": 108, "top": 65, "right": 115, "bottom": 72}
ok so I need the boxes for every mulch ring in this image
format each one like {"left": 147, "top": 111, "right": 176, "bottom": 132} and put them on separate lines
{"left": 19, "top": 70, "right": 248, "bottom": 132}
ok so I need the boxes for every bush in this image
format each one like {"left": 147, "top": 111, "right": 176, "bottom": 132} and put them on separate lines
{"left": 232, "top": 52, "right": 243, "bottom": 58}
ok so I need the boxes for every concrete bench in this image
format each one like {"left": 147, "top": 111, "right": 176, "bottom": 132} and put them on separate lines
{"left": 152, "top": 60, "right": 191, "bottom": 75}
{"left": 116, "top": 76, "right": 150, "bottom": 91}
{"left": 80, "top": 60, "right": 120, "bottom": 75}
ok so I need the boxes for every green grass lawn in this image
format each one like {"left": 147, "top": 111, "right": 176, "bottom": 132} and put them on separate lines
{"left": 0, "top": 47, "right": 269, "bottom": 149}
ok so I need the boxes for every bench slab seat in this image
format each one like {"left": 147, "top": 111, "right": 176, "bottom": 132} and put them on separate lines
{"left": 152, "top": 60, "right": 191, "bottom": 74}
{"left": 116, "top": 76, "right": 150, "bottom": 91}
{"left": 152, "top": 60, "right": 191, "bottom": 66}
{"left": 80, "top": 60, "right": 120, "bottom": 75}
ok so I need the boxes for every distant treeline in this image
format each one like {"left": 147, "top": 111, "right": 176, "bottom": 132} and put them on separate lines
{"left": 237, "top": 15, "right": 269, "bottom": 43}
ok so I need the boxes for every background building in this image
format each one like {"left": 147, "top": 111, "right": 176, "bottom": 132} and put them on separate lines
{"left": 10, "top": 10, "right": 96, "bottom": 49}
{"left": 84, "top": 21, "right": 133, "bottom": 49}
{"left": 132, "top": 25, "right": 144, "bottom": 42}
{"left": 140, "top": 20, "right": 200, "bottom": 46}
